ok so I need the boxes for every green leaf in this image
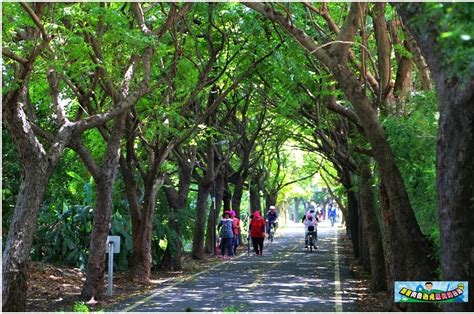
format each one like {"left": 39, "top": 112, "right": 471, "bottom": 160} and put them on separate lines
{"left": 66, "top": 171, "right": 85, "bottom": 182}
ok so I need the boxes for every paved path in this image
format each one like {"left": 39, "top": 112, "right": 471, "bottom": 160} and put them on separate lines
{"left": 113, "top": 222, "right": 358, "bottom": 312}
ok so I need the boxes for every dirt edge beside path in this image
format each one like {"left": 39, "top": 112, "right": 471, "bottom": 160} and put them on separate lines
{"left": 26, "top": 254, "right": 222, "bottom": 312}
{"left": 338, "top": 230, "right": 387, "bottom": 312}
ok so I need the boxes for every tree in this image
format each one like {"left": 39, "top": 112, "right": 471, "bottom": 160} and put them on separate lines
{"left": 228, "top": 96, "right": 267, "bottom": 217}
{"left": 2, "top": 3, "right": 150, "bottom": 309}
{"left": 359, "top": 158, "right": 386, "bottom": 291}
{"left": 118, "top": 2, "right": 193, "bottom": 282}
{"left": 396, "top": 3, "right": 474, "bottom": 310}
{"left": 244, "top": 4, "right": 437, "bottom": 310}
{"left": 160, "top": 145, "right": 197, "bottom": 270}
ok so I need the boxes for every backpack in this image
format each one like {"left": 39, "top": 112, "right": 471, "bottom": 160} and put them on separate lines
{"left": 306, "top": 209, "right": 316, "bottom": 220}
{"left": 220, "top": 219, "right": 234, "bottom": 238}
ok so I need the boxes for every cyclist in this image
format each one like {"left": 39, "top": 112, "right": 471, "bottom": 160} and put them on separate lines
{"left": 302, "top": 206, "right": 319, "bottom": 248}
{"left": 266, "top": 205, "right": 278, "bottom": 238}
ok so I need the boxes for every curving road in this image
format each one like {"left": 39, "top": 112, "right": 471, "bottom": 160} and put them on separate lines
{"left": 113, "top": 222, "right": 359, "bottom": 312}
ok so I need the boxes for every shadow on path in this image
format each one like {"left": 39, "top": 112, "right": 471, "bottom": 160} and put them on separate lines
{"left": 111, "top": 222, "right": 359, "bottom": 312}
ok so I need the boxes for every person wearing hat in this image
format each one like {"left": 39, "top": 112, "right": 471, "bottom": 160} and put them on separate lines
{"left": 302, "top": 207, "right": 319, "bottom": 248}
{"left": 249, "top": 211, "right": 266, "bottom": 256}
{"left": 266, "top": 205, "right": 278, "bottom": 237}
{"left": 217, "top": 211, "right": 234, "bottom": 259}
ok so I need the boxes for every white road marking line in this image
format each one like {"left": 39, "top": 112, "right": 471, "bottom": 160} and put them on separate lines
{"left": 334, "top": 227, "right": 343, "bottom": 312}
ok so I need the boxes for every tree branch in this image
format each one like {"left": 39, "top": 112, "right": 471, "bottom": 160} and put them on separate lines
{"left": 132, "top": 3, "right": 153, "bottom": 35}
{"left": 2, "top": 49, "right": 28, "bottom": 64}
{"left": 19, "top": 2, "right": 50, "bottom": 41}
{"left": 46, "top": 67, "right": 69, "bottom": 126}
{"left": 329, "top": 3, "right": 366, "bottom": 61}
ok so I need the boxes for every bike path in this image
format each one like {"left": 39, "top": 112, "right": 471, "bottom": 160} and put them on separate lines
{"left": 112, "top": 223, "right": 358, "bottom": 312}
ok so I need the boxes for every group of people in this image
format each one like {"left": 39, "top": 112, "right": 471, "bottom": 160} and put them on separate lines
{"left": 311, "top": 202, "right": 338, "bottom": 226}
{"left": 217, "top": 202, "right": 337, "bottom": 258}
{"left": 217, "top": 210, "right": 240, "bottom": 259}
{"left": 217, "top": 206, "right": 279, "bottom": 259}
{"left": 248, "top": 205, "right": 278, "bottom": 256}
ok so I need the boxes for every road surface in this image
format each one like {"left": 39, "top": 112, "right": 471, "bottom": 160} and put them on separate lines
{"left": 113, "top": 222, "right": 359, "bottom": 312}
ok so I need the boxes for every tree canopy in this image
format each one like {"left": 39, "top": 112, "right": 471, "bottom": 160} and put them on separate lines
{"left": 2, "top": 2, "right": 473, "bottom": 312}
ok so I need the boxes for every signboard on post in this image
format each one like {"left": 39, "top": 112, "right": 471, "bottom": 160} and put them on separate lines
{"left": 106, "top": 235, "right": 120, "bottom": 296}
{"left": 107, "top": 236, "right": 120, "bottom": 253}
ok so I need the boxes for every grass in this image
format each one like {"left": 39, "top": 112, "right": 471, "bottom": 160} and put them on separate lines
{"left": 72, "top": 301, "right": 89, "bottom": 312}
{"left": 223, "top": 305, "right": 240, "bottom": 312}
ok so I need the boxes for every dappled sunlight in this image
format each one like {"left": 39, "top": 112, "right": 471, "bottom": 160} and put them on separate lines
{"left": 112, "top": 225, "right": 358, "bottom": 312}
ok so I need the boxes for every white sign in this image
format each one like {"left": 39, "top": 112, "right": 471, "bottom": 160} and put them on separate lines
{"left": 106, "top": 236, "right": 121, "bottom": 254}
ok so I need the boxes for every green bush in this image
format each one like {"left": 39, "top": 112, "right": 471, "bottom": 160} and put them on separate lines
{"left": 72, "top": 301, "right": 89, "bottom": 312}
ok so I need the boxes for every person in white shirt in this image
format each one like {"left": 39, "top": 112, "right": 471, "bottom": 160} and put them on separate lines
{"left": 301, "top": 206, "right": 319, "bottom": 248}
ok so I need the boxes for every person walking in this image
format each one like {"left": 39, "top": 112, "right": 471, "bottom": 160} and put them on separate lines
{"left": 217, "top": 211, "right": 234, "bottom": 259}
{"left": 328, "top": 204, "right": 337, "bottom": 226}
{"left": 230, "top": 210, "right": 240, "bottom": 256}
{"left": 249, "top": 211, "right": 265, "bottom": 256}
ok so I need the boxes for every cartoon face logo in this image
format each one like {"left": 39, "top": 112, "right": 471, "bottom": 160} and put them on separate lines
{"left": 458, "top": 283, "right": 464, "bottom": 291}
{"left": 425, "top": 282, "right": 433, "bottom": 292}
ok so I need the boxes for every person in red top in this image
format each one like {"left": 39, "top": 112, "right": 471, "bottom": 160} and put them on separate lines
{"left": 230, "top": 210, "right": 240, "bottom": 255}
{"left": 249, "top": 211, "right": 265, "bottom": 256}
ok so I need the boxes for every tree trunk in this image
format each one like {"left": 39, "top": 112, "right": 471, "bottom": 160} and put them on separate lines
{"left": 129, "top": 180, "right": 160, "bottom": 282}
{"left": 378, "top": 179, "right": 403, "bottom": 310}
{"left": 191, "top": 182, "right": 212, "bottom": 259}
{"left": 330, "top": 65, "right": 435, "bottom": 278}
{"left": 223, "top": 181, "right": 232, "bottom": 212}
{"left": 205, "top": 172, "right": 224, "bottom": 253}
{"left": 404, "top": 30, "right": 432, "bottom": 91}
{"left": 397, "top": 5, "right": 474, "bottom": 310}
{"left": 160, "top": 187, "right": 185, "bottom": 271}
{"left": 81, "top": 178, "right": 116, "bottom": 301}
{"left": 265, "top": 192, "right": 277, "bottom": 213}
{"left": 119, "top": 156, "right": 142, "bottom": 276}
{"left": 393, "top": 56, "right": 413, "bottom": 108}
{"left": 249, "top": 176, "right": 262, "bottom": 214}
{"left": 379, "top": 179, "right": 435, "bottom": 311}
{"left": 80, "top": 114, "right": 126, "bottom": 301}
{"left": 2, "top": 165, "right": 51, "bottom": 311}
{"left": 372, "top": 3, "right": 391, "bottom": 98}
{"left": 231, "top": 174, "right": 245, "bottom": 218}
{"left": 120, "top": 122, "right": 173, "bottom": 281}
{"left": 160, "top": 230, "right": 183, "bottom": 271}
{"left": 2, "top": 72, "right": 57, "bottom": 311}
{"left": 342, "top": 169, "right": 359, "bottom": 258}
{"left": 358, "top": 203, "right": 370, "bottom": 271}
{"left": 293, "top": 198, "right": 301, "bottom": 223}
{"left": 347, "top": 189, "right": 359, "bottom": 257}
{"left": 360, "top": 161, "right": 386, "bottom": 291}
{"left": 161, "top": 149, "right": 196, "bottom": 270}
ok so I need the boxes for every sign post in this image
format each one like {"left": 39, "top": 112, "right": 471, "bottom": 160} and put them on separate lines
{"left": 247, "top": 213, "right": 250, "bottom": 256}
{"left": 106, "top": 236, "right": 120, "bottom": 296}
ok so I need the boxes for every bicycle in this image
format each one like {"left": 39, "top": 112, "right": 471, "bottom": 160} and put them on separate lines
{"left": 267, "top": 221, "right": 277, "bottom": 242}
{"left": 306, "top": 226, "right": 317, "bottom": 252}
